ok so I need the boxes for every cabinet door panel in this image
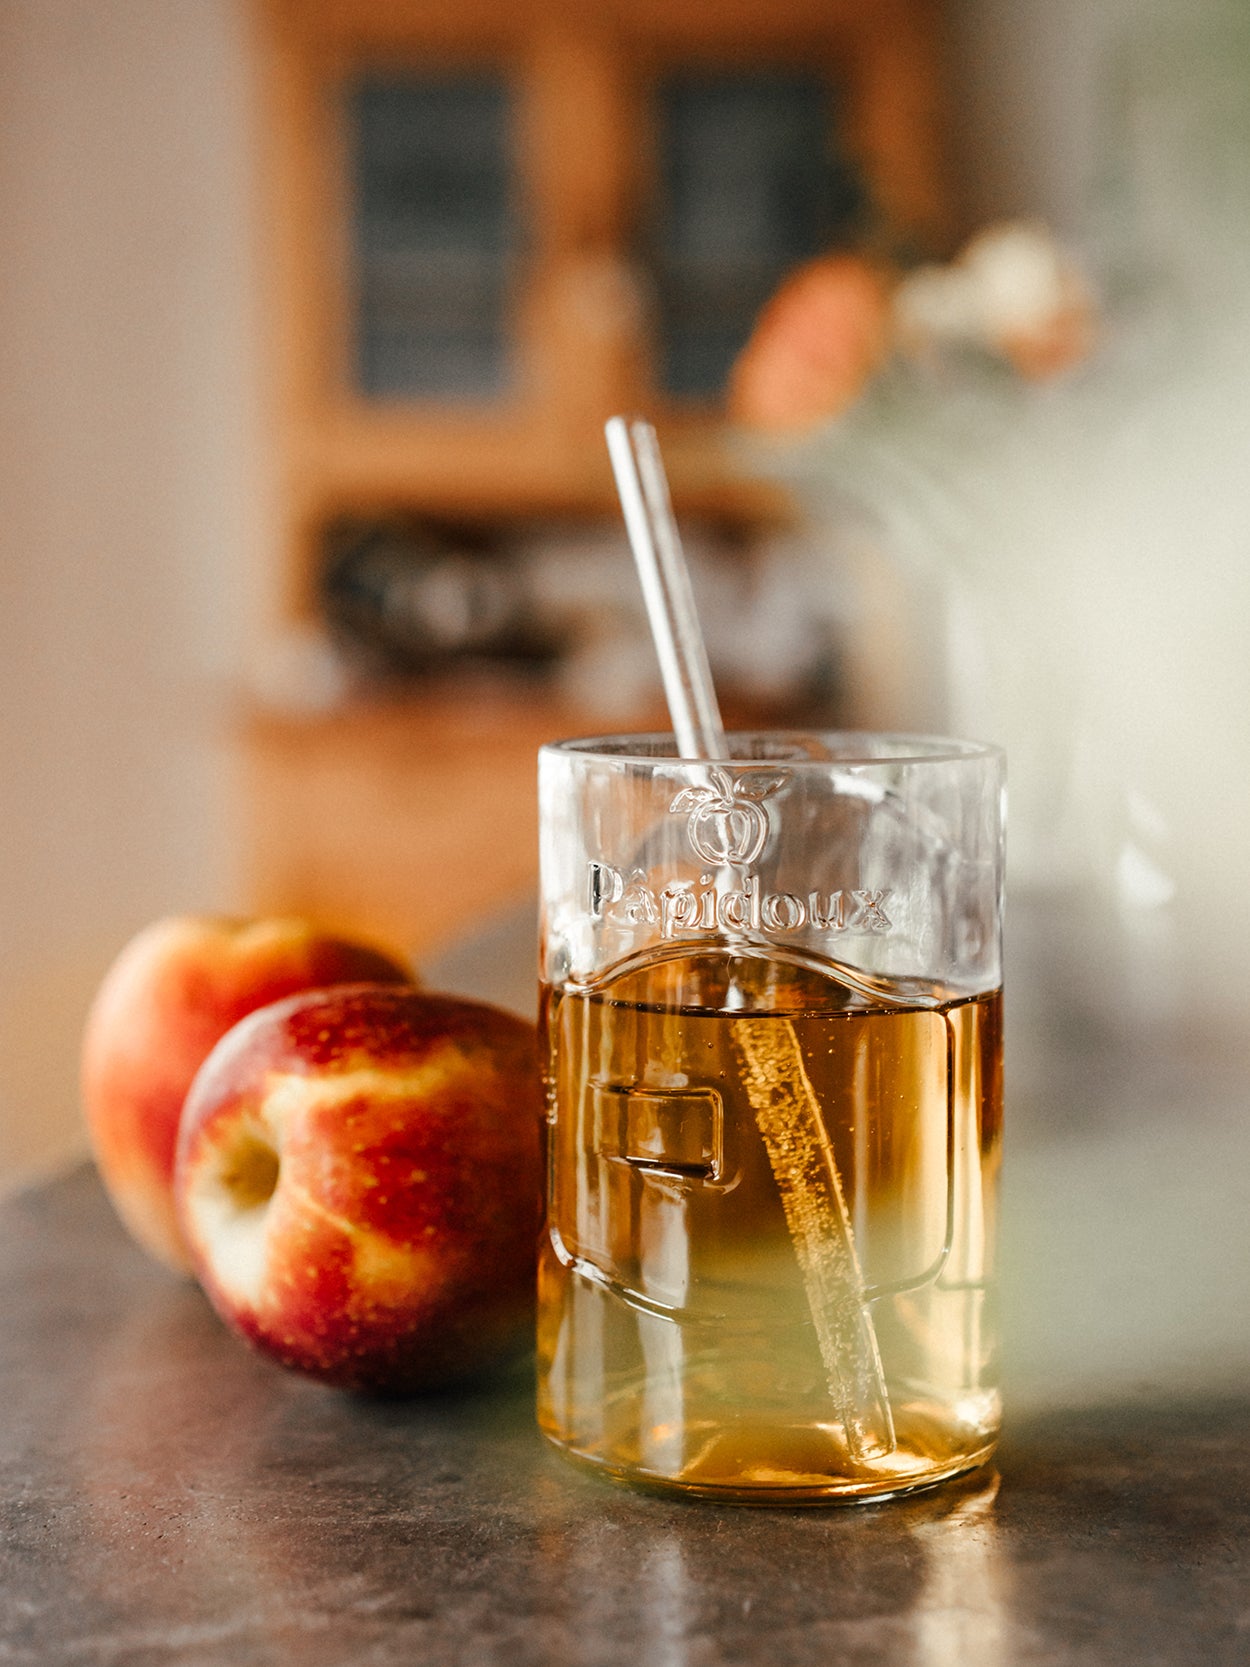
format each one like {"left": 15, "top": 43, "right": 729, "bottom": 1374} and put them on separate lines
{"left": 350, "top": 73, "right": 518, "bottom": 401}
{"left": 652, "top": 68, "right": 864, "bottom": 400}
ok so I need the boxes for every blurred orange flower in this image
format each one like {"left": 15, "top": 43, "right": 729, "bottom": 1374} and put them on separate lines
{"left": 728, "top": 254, "right": 893, "bottom": 435}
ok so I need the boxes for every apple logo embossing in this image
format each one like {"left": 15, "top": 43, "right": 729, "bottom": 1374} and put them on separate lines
{"left": 670, "top": 768, "right": 790, "bottom": 868}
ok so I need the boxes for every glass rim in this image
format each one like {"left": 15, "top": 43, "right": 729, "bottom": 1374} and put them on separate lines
{"left": 540, "top": 730, "right": 1004, "bottom": 770}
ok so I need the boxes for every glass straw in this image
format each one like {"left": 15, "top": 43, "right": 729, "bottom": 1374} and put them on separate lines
{"left": 605, "top": 415, "right": 896, "bottom": 1464}
{"left": 604, "top": 417, "right": 727, "bottom": 761}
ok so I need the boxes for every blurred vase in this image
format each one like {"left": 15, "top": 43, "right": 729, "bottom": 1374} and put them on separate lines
{"left": 748, "top": 8, "right": 1250, "bottom": 1044}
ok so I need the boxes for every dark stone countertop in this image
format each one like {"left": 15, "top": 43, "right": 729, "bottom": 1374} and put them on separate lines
{"left": 3, "top": 904, "right": 1249, "bottom": 1665}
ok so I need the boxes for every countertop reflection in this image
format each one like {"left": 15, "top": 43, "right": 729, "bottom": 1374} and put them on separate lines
{"left": 1, "top": 906, "right": 1246, "bottom": 1665}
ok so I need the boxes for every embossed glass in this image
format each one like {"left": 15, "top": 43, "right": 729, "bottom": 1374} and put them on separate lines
{"left": 537, "top": 732, "right": 1005, "bottom": 1503}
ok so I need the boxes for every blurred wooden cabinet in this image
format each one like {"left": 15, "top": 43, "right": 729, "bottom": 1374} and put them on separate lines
{"left": 242, "top": 0, "right": 950, "bottom": 956}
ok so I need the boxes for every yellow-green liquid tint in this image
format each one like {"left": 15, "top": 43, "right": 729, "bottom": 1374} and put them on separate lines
{"left": 538, "top": 947, "right": 1002, "bottom": 1502}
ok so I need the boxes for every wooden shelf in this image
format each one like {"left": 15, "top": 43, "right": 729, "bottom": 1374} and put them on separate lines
{"left": 289, "top": 406, "right": 791, "bottom": 519}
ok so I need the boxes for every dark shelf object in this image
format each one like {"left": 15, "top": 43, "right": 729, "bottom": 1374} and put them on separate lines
{"left": 322, "top": 518, "right": 563, "bottom": 680}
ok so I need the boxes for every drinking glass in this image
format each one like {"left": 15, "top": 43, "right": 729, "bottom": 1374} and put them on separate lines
{"left": 537, "top": 731, "right": 1005, "bottom": 1503}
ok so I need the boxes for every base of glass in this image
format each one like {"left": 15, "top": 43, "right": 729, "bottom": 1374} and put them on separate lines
{"left": 542, "top": 1432, "right": 999, "bottom": 1507}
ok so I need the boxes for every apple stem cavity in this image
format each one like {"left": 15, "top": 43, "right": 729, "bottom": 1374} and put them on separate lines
{"left": 186, "top": 1117, "right": 283, "bottom": 1308}
{"left": 219, "top": 1129, "right": 281, "bottom": 1211}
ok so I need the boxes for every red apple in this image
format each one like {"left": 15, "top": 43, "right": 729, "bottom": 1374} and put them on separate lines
{"left": 174, "top": 983, "right": 543, "bottom": 1392}
{"left": 81, "top": 916, "right": 414, "bottom": 1272}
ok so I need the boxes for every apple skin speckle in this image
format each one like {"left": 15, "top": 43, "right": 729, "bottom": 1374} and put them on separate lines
{"left": 176, "top": 984, "right": 543, "bottom": 1393}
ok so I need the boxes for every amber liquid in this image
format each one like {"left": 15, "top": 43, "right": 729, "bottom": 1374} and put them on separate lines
{"left": 538, "top": 945, "right": 1002, "bottom": 1502}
